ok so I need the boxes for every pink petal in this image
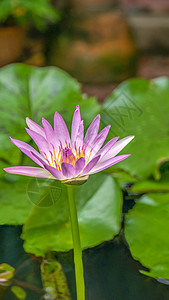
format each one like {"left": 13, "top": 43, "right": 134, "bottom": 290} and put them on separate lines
{"left": 42, "top": 118, "right": 59, "bottom": 151}
{"left": 26, "top": 117, "right": 46, "bottom": 138}
{"left": 82, "top": 155, "right": 100, "bottom": 175}
{"left": 54, "top": 112, "right": 70, "bottom": 147}
{"left": 86, "top": 125, "right": 111, "bottom": 161}
{"left": 89, "top": 154, "right": 131, "bottom": 174}
{"left": 75, "top": 120, "right": 84, "bottom": 150}
{"left": 31, "top": 152, "right": 65, "bottom": 180}
{"left": 43, "top": 164, "right": 65, "bottom": 180}
{"left": 4, "top": 166, "right": 54, "bottom": 179}
{"left": 25, "top": 128, "right": 50, "bottom": 156}
{"left": 61, "top": 162, "right": 75, "bottom": 178}
{"left": 97, "top": 136, "right": 119, "bottom": 159}
{"left": 100, "top": 136, "right": 134, "bottom": 162}
{"left": 84, "top": 114, "right": 100, "bottom": 145}
{"left": 75, "top": 157, "right": 85, "bottom": 175}
{"left": 71, "top": 105, "right": 81, "bottom": 144}
{"left": 10, "top": 137, "right": 46, "bottom": 167}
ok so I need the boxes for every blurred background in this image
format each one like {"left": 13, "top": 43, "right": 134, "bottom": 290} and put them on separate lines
{"left": 0, "top": 0, "right": 169, "bottom": 101}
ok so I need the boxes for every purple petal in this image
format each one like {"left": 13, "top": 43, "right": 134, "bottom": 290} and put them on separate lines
{"left": 10, "top": 137, "right": 46, "bottom": 167}
{"left": 75, "top": 157, "right": 85, "bottom": 175}
{"left": 43, "top": 164, "right": 65, "bottom": 180}
{"left": 54, "top": 112, "right": 70, "bottom": 147}
{"left": 4, "top": 166, "right": 54, "bottom": 179}
{"left": 97, "top": 136, "right": 119, "bottom": 159}
{"left": 31, "top": 151, "right": 65, "bottom": 180}
{"left": 84, "top": 114, "right": 100, "bottom": 145}
{"left": 82, "top": 155, "right": 100, "bottom": 175}
{"left": 26, "top": 117, "right": 46, "bottom": 138}
{"left": 25, "top": 128, "right": 50, "bottom": 155}
{"left": 100, "top": 136, "right": 134, "bottom": 162}
{"left": 71, "top": 105, "right": 81, "bottom": 143}
{"left": 61, "top": 162, "right": 75, "bottom": 178}
{"left": 86, "top": 125, "right": 111, "bottom": 161}
{"left": 42, "top": 118, "right": 59, "bottom": 150}
{"left": 89, "top": 154, "right": 131, "bottom": 175}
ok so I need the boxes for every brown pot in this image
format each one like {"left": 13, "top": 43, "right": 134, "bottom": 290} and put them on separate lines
{"left": 0, "top": 26, "right": 26, "bottom": 67}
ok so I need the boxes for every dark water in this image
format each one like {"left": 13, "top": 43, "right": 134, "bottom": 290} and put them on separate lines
{"left": 0, "top": 226, "right": 169, "bottom": 300}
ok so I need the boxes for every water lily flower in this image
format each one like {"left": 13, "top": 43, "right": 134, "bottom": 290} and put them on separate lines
{"left": 4, "top": 106, "right": 134, "bottom": 183}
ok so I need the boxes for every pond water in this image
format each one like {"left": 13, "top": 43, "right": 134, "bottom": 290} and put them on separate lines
{"left": 0, "top": 225, "right": 169, "bottom": 300}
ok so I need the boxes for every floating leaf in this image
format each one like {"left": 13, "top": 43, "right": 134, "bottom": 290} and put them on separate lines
{"left": 0, "top": 177, "right": 33, "bottom": 225}
{"left": 11, "top": 286, "right": 26, "bottom": 300}
{"left": 102, "top": 77, "right": 169, "bottom": 179}
{"left": 107, "top": 169, "right": 138, "bottom": 189}
{"left": 41, "top": 256, "right": 71, "bottom": 300}
{"left": 130, "top": 167, "right": 169, "bottom": 193}
{"left": 125, "top": 193, "right": 169, "bottom": 280}
{"left": 22, "top": 173, "right": 122, "bottom": 256}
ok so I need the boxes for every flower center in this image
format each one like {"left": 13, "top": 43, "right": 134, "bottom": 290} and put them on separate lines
{"left": 60, "top": 147, "right": 76, "bottom": 165}
{"left": 43, "top": 143, "right": 87, "bottom": 172}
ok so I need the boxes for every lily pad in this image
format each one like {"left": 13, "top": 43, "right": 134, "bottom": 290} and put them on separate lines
{"left": 130, "top": 164, "right": 169, "bottom": 193}
{"left": 125, "top": 193, "right": 169, "bottom": 280}
{"left": 22, "top": 173, "right": 122, "bottom": 256}
{"left": 0, "top": 63, "right": 100, "bottom": 172}
{"left": 109, "top": 169, "right": 138, "bottom": 189}
{"left": 102, "top": 77, "right": 169, "bottom": 180}
{"left": 130, "top": 179, "right": 169, "bottom": 194}
{"left": 0, "top": 177, "right": 33, "bottom": 225}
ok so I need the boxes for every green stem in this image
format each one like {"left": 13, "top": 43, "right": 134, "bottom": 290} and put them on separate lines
{"left": 67, "top": 185, "right": 85, "bottom": 300}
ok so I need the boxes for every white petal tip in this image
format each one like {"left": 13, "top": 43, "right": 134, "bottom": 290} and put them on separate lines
{"left": 129, "top": 135, "right": 135, "bottom": 140}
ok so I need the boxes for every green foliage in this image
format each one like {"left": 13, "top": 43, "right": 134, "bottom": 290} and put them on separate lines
{"left": 41, "top": 256, "right": 71, "bottom": 299}
{"left": 0, "top": 0, "right": 59, "bottom": 30}
{"left": 130, "top": 166, "right": 169, "bottom": 193}
{"left": 22, "top": 173, "right": 122, "bottom": 256}
{"left": 0, "top": 177, "right": 33, "bottom": 225}
{"left": 125, "top": 193, "right": 169, "bottom": 280}
{"left": 11, "top": 286, "right": 26, "bottom": 300}
{"left": 102, "top": 77, "right": 169, "bottom": 180}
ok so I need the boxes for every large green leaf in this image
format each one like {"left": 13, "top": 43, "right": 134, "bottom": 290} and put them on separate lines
{"left": 102, "top": 77, "right": 169, "bottom": 180}
{"left": 0, "top": 177, "right": 33, "bottom": 225}
{"left": 0, "top": 63, "right": 100, "bottom": 171}
{"left": 22, "top": 173, "right": 122, "bottom": 256}
{"left": 125, "top": 193, "right": 169, "bottom": 280}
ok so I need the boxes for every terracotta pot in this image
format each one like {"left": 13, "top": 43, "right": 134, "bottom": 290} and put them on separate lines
{"left": 0, "top": 26, "right": 26, "bottom": 66}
